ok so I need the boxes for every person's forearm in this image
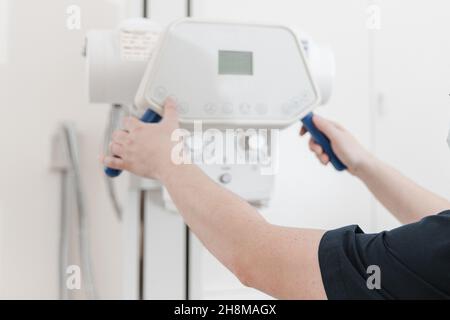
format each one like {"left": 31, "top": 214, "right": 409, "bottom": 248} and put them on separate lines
{"left": 159, "top": 163, "right": 326, "bottom": 299}
{"left": 160, "top": 163, "right": 267, "bottom": 276}
{"left": 356, "top": 155, "right": 450, "bottom": 224}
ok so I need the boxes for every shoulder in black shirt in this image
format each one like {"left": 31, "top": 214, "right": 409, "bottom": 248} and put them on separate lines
{"left": 318, "top": 210, "right": 450, "bottom": 299}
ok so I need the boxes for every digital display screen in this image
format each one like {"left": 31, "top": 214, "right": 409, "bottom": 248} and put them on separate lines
{"left": 218, "top": 50, "right": 253, "bottom": 75}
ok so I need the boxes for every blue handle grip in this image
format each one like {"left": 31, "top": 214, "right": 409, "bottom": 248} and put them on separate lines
{"left": 301, "top": 112, "right": 346, "bottom": 171}
{"left": 104, "top": 109, "right": 162, "bottom": 178}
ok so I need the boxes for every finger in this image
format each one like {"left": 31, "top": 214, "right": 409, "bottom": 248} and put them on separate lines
{"left": 112, "top": 130, "right": 129, "bottom": 145}
{"left": 122, "top": 116, "right": 141, "bottom": 131}
{"left": 312, "top": 115, "right": 340, "bottom": 138}
{"left": 162, "top": 98, "right": 179, "bottom": 124}
{"left": 102, "top": 155, "right": 126, "bottom": 170}
{"left": 110, "top": 142, "right": 125, "bottom": 157}
{"left": 315, "top": 153, "right": 324, "bottom": 164}
{"left": 319, "top": 153, "right": 330, "bottom": 165}
{"left": 300, "top": 126, "right": 307, "bottom": 136}
{"left": 309, "top": 138, "right": 323, "bottom": 155}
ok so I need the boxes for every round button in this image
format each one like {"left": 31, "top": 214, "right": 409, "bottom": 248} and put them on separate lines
{"left": 167, "top": 94, "right": 178, "bottom": 102}
{"left": 239, "top": 103, "right": 251, "bottom": 115}
{"left": 255, "top": 103, "right": 268, "bottom": 115}
{"left": 282, "top": 100, "right": 302, "bottom": 115}
{"left": 153, "top": 86, "right": 167, "bottom": 102}
{"left": 219, "top": 173, "right": 232, "bottom": 184}
{"left": 299, "top": 91, "right": 313, "bottom": 104}
{"left": 290, "top": 98, "right": 301, "bottom": 109}
{"left": 204, "top": 103, "right": 217, "bottom": 115}
{"left": 301, "top": 90, "right": 311, "bottom": 99}
{"left": 222, "top": 103, "right": 234, "bottom": 114}
{"left": 176, "top": 101, "right": 189, "bottom": 115}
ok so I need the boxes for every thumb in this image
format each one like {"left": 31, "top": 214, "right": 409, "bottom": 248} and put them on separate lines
{"left": 162, "top": 98, "right": 179, "bottom": 124}
{"left": 312, "top": 115, "right": 341, "bottom": 140}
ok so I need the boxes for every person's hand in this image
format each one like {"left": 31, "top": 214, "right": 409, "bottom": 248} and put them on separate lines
{"left": 300, "top": 115, "right": 373, "bottom": 175}
{"left": 101, "top": 99, "right": 180, "bottom": 180}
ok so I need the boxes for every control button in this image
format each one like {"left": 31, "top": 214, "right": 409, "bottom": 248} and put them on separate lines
{"left": 219, "top": 173, "right": 232, "bottom": 184}
{"left": 222, "top": 103, "right": 234, "bottom": 114}
{"left": 239, "top": 103, "right": 251, "bottom": 115}
{"left": 255, "top": 103, "right": 268, "bottom": 115}
{"left": 167, "top": 94, "right": 178, "bottom": 104}
{"left": 301, "top": 90, "right": 311, "bottom": 99}
{"left": 176, "top": 101, "right": 189, "bottom": 115}
{"left": 283, "top": 94, "right": 310, "bottom": 115}
{"left": 290, "top": 97, "right": 302, "bottom": 110}
{"left": 299, "top": 91, "right": 313, "bottom": 105}
{"left": 204, "top": 103, "right": 217, "bottom": 115}
{"left": 153, "top": 86, "right": 167, "bottom": 102}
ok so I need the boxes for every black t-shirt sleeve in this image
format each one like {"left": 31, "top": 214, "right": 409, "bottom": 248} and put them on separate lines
{"left": 318, "top": 211, "right": 450, "bottom": 299}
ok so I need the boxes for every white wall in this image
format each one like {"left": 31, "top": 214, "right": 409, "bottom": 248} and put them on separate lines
{"left": 371, "top": 0, "right": 450, "bottom": 229}
{"left": 0, "top": 0, "right": 143, "bottom": 299}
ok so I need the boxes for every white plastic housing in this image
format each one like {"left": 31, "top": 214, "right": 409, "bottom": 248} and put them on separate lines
{"left": 86, "top": 18, "right": 162, "bottom": 104}
{"left": 135, "top": 18, "right": 321, "bottom": 128}
{"left": 447, "top": 127, "right": 450, "bottom": 150}
{"left": 302, "top": 37, "right": 335, "bottom": 106}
